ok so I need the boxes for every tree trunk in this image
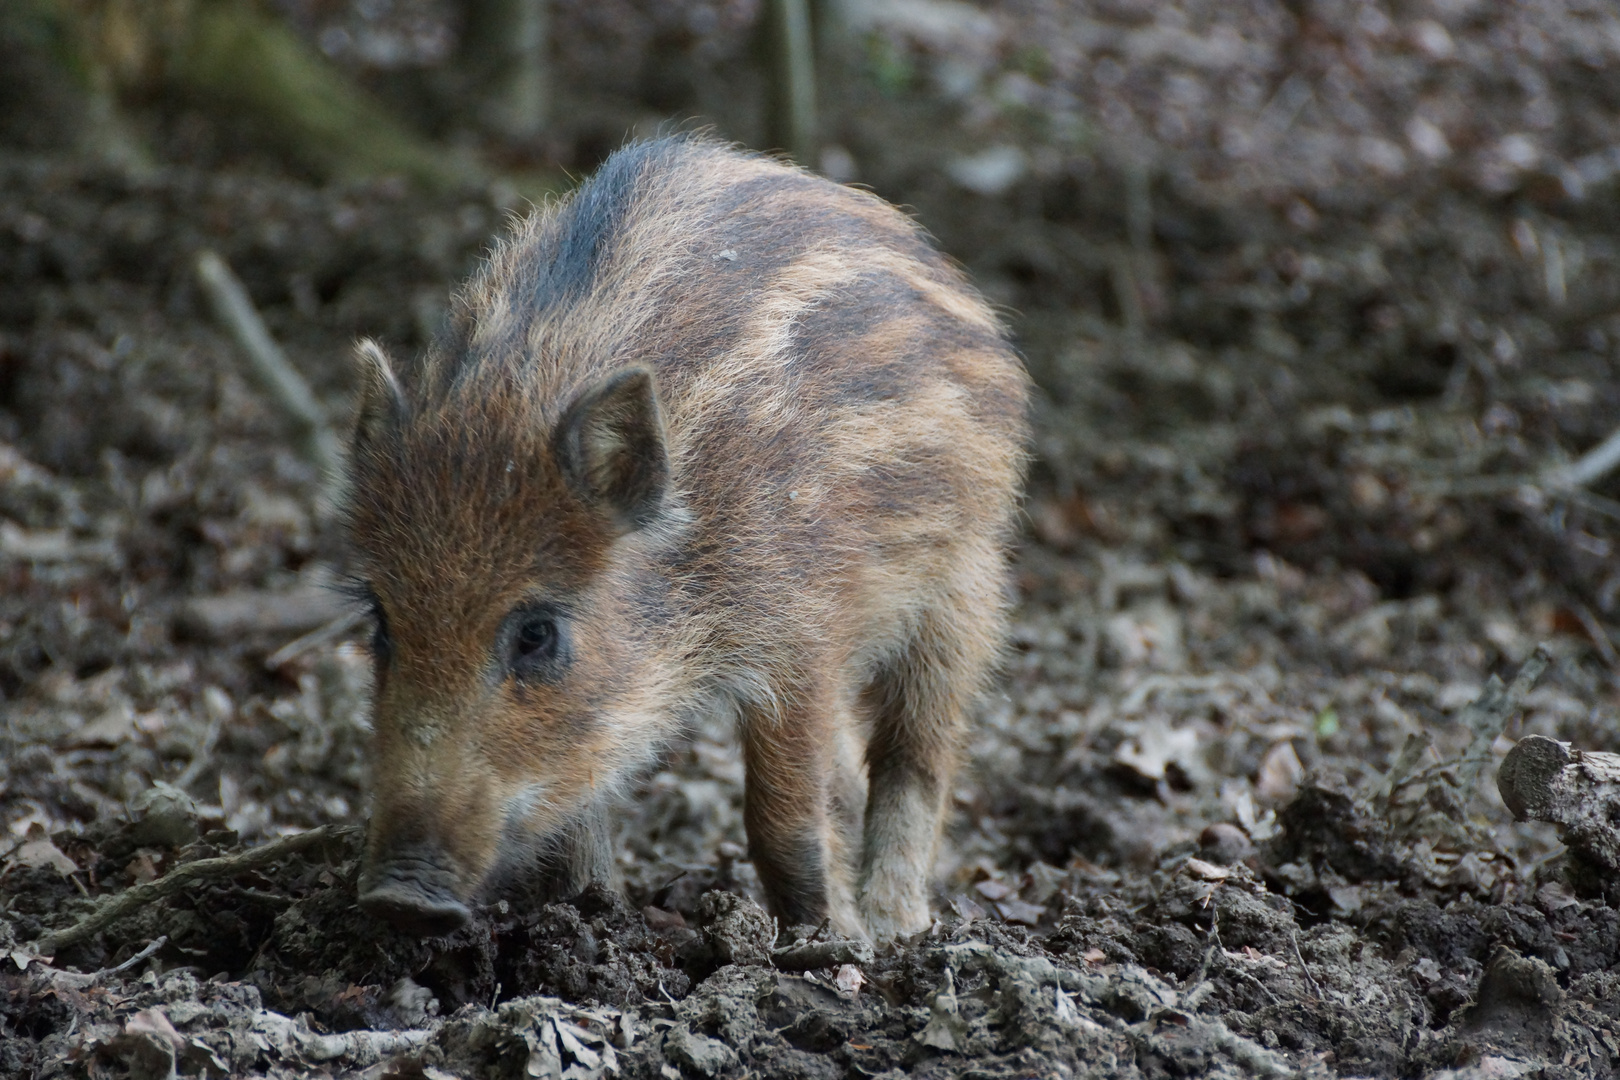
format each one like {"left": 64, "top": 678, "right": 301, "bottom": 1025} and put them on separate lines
{"left": 459, "top": 0, "right": 550, "bottom": 143}
{"left": 765, "top": 0, "right": 817, "bottom": 166}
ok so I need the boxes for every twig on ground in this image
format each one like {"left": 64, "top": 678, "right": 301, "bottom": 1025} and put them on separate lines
{"left": 1199, "top": 917, "right": 1282, "bottom": 1008}
{"left": 1454, "top": 644, "right": 1553, "bottom": 800}
{"left": 1498, "top": 735, "right": 1620, "bottom": 872}
{"left": 170, "top": 730, "right": 221, "bottom": 795}
{"left": 36, "top": 936, "right": 168, "bottom": 987}
{"left": 771, "top": 937, "right": 875, "bottom": 971}
{"left": 1545, "top": 424, "right": 1620, "bottom": 492}
{"left": 1375, "top": 647, "right": 1549, "bottom": 851}
{"left": 174, "top": 585, "right": 349, "bottom": 642}
{"left": 172, "top": 694, "right": 230, "bottom": 794}
{"left": 194, "top": 250, "right": 344, "bottom": 483}
{"left": 1415, "top": 425, "right": 1620, "bottom": 508}
{"left": 1183, "top": 911, "right": 1221, "bottom": 1008}
{"left": 1571, "top": 604, "right": 1618, "bottom": 670}
{"left": 264, "top": 609, "right": 365, "bottom": 671}
{"left": 1568, "top": 487, "right": 1620, "bottom": 523}
{"left": 1290, "top": 928, "right": 1323, "bottom": 1000}
{"left": 255, "top": 1011, "right": 437, "bottom": 1064}
{"left": 38, "top": 826, "right": 346, "bottom": 955}
{"left": 1218, "top": 955, "right": 1282, "bottom": 1007}
{"left": 1374, "top": 730, "right": 1434, "bottom": 811}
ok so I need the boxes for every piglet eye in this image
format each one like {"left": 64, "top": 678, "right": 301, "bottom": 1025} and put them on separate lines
{"left": 506, "top": 604, "right": 569, "bottom": 683}
{"left": 515, "top": 615, "right": 557, "bottom": 661}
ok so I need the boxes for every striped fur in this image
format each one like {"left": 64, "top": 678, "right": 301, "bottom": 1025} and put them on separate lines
{"left": 345, "top": 135, "right": 1030, "bottom": 940}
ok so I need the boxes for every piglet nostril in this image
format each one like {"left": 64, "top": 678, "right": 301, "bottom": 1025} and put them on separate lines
{"left": 359, "top": 882, "right": 471, "bottom": 936}
{"left": 358, "top": 848, "right": 472, "bottom": 936}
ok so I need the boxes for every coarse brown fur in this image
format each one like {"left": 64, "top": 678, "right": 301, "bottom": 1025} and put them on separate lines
{"left": 344, "top": 134, "right": 1029, "bottom": 940}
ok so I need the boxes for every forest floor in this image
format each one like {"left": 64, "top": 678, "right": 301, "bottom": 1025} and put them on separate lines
{"left": 7, "top": 1, "right": 1620, "bottom": 1078}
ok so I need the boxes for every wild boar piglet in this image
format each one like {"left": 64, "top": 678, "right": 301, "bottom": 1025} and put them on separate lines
{"left": 344, "top": 134, "right": 1029, "bottom": 941}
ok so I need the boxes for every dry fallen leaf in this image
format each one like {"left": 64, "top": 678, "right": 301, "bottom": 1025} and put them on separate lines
{"left": 950, "top": 895, "right": 988, "bottom": 922}
{"left": 1183, "top": 857, "right": 1232, "bottom": 882}
{"left": 994, "top": 898, "right": 1046, "bottom": 926}
{"left": 973, "top": 878, "right": 1012, "bottom": 901}
{"left": 64, "top": 701, "right": 136, "bottom": 749}
{"left": 1255, "top": 739, "right": 1305, "bottom": 802}
{"left": 1114, "top": 719, "right": 1201, "bottom": 784}
{"left": 641, "top": 905, "right": 687, "bottom": 930}
{"left": 9, "top": 823, "right": 77, "bottom": 876}
{"left": 1328, "top": 885, "right": 1366, "bottom": 915}
{"left": 126, "top": 852, "right": 160, "bottom": 885}
{"left": 125, "top": 1007, "right": 186, "bottom": 1050}
{"left": 915, "top": 967, "right": 967, "bottom": 1052}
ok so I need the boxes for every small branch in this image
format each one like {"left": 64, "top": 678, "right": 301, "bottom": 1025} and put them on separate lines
{"left": 1414, "top": 422, "right": 1620, "bottom": 503}
{"left": 1289, "top": 928, "right": 1323, "bottom": 1000}
{"left": 1572, "top": 603, "right": 1618, "bottom": 670}
{"left": 1454, "top": 644, "right": 1553, "bottom": 800}
{"left": 195, "top": 250, "right": 344, "bottom": 482}
{"left": 36, "top": 936, "right": 168, "bottom": 987}
{"left": 38, "top": 826, "right": 345, "bottom": 955}
{"left": 264, "top": 609, "right": 366, "bottom": 671}
{"left": 173, "top": 585, "right": 350, "bottom": 643}
{"left": 171, "top": 709, "right": 225, "bottom": 794}
{"left": 772, "top": 937, "right": 874, "bottom": 971}
{"left": 1498, "top": 735, "right": 1620, "bottom": 872}
{"left": 1546, "top": 424, "right": 1620, "bottom": 492}
{"left": 1373, "top": 730, "right": 1434, "bottom": 810}
{"left": 1569, "top": 487, "right": 1620, "bottom": 523}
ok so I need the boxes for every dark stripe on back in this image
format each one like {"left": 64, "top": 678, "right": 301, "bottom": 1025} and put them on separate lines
{"left": 437, "top": 136, "right": 699, "bottom": 391}
{"left": 535, "top": 138, "right": 682, "bottom": 311}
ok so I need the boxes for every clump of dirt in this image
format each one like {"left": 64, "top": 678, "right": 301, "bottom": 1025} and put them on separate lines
{"left": 7, "top": 733, "right": 1620, "bottom": 1078}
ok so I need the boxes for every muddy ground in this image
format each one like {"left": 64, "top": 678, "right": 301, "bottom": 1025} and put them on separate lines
{"left": 6, "top": 1, "right": 1620, "bottom": 1077}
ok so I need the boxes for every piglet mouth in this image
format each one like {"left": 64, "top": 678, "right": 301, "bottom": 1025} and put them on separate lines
{"left": 357, "top": 849, "right": 473, "bottom": 937}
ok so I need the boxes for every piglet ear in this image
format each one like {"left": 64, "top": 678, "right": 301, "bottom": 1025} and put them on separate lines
{"left": 553, "top": 366, "right": 669, "bottom": 531}
{"left": 353, "top": 338, "right": 407, "bottom": 443}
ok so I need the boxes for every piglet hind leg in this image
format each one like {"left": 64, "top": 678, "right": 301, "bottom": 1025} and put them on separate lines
{"left": 857, "top": 608, "right": 992, "bottom": 941}
{"left": 739, "top": 688, "right": 865, "bottom": 939}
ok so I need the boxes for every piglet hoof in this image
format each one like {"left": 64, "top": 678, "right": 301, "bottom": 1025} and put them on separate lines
{"left": 858, "top": 894, "right": 931, "bottom": 943}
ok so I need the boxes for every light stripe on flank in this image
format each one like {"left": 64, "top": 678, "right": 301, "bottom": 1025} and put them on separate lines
{"left": 855, "top": 247, "right": 1003, "bottom": 338}
{"left": 667, "top": 244, "right": 867, "bottom": 457}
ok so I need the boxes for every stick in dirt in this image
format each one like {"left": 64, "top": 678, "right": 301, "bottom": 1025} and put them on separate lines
{"left": 1498, "top": 735, "right": 1620, "bottom": 873}
{"left": 264, "top": 609, "right": 366, "bottom": 671}
{"left": 1377, "top": 644, "right": 1552, "bottom": 807}
{"left": 194, "top": 249, "right": 345, "bottom": 484}
{"left": 1453, "top": 643, "right": 1553, "bottom": 800}
{"left": 36, "top": 826, "right": 346, "bottom": 955}
{"left": 771, "top": 937, "right": 875, "bottom": 971}
{"left": 33, "top": 936, "right": 169, "bottom": 987}
{"left": 1545, "top": 423, "right": 1620, "bottom": 492}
